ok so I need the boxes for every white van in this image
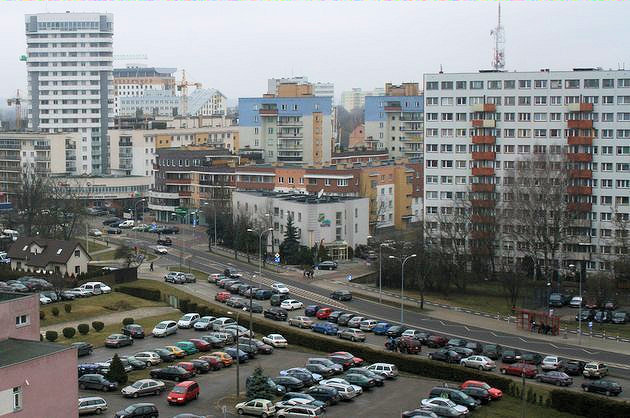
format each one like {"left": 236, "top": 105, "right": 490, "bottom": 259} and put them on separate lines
{"left": 117, "top": 220, "right": 135, "bottom": 229}
{"left": 80, "top": 282, "right": 112, "bottom": 295}
{"left": 1, "top": 229, "right": 19, "bottom": 241}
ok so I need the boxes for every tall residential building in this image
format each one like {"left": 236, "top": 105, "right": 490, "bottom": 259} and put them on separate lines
{"left": 238, "top": 95, "right": 334, "bottom": 165}
{"left": 25, "top": 12, "right": 114, "bottom": 174}
{"left": 186, "top": 89, "right": 228, "bottom": 117}
{"left": 364, "top": 82, "right": 424, "bottom": 159}
{"left": 267, "top": 77, "right": 334, "bottom": 98}
{"left": 340, "top": 87, "right": 385, "bottom": 111}
{"left": 113, "top": 66, "right": 177, "bottom": 116}
{"left": 423, "top": 68, "right": 630, "bottom": 271}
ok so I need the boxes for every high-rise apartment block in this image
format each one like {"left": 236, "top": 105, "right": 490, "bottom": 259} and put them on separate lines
{"left": 364, "top": 83, "right": 424, "bottom": 159}
{"left": 25, "top": 12, "right": 114, "bottom": 174}
{"left": 268, "top": 77, "right": 334, "bottom": 98}
{"left": 423, "top": 68, "right": 630, "bottom": 271}
{"left": 340, "top": 87, "right": 385, "bottom": 111}
{"left": 113, "top": 66, "right": 177, "bottom": 116}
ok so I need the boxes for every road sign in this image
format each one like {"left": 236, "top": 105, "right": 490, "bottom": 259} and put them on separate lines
{"left": 346, "top": 274, "right": 353, "bottom": 281}
{"left": 274, "top": 253, "right": 280, "bottom": 264}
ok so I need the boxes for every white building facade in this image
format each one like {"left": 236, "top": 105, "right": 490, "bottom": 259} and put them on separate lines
{"left": 267, "top": 77, "right": 334, "bottom": 98}
{"left": 25, "top": 12, "right": 114, "bottom": 174}
{"left": 113, "top": 66, "right": 177, "bottom": 116}
{"left": 423, "top": 68, "right": 630, "bottom": 271}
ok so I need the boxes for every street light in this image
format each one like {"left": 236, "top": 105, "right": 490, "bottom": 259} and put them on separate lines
{"left": 203, "top": 201, "right": 218, "bottom": 250}
{"left": 368, "top": 235, "right": 387, "bottom": 304}
{"left": 576, "top": 242, "right": 592, "bottom": 345}
{"left": 227, "top": 310, "right": 242, "bottom": 399}
{"left": 388, "top": 254, "right": 416, "bottom": 323}
{"left": 248, "top": 227, "right": 273, "bottom": 277}
{"left": 133, "top": 198, "right": 146, "bottom": 247}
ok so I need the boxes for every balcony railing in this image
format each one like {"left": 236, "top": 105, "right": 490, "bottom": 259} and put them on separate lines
{"left": 567, "top": 120, "right": 593, "bottom": 129}
{"left": 471, "top": 214, "right": 495, "bottom": 224}
{"left": 472, "top": 151, "right": 496, "bottom": 161}
{"left": 472, "top": 135, "right": 496, "bottom": 145}
{"left": 259, "top": 108, "right": 278, "bottom": 116}
{"left": 567, "top": 153, "right": 593, "bottom": 163}
{"left": 567, "top": 136, "right": 593, "bottom": 146}
{"left": 569, "top": 169, "right": 592, "bottom": 179}
{"left": 568, "top": 202, "right": 593, "bottom": 212}
{"left": 567, "top": 186, "right": 593, "bottom": 195}
{"left": 472, "top": 167, "right": 495, "bottom": 176}
{"left": 470, "top": 199, "right": 495, "bottom": 208}
{"left": 164, "top": 178, "right": 191, "bottom": 184}
{"left": 472, "top": 119, "right": 496, "bottom": 128}
{"left": 471, "top": 183, "right": 495, "bottom": 193}
{"left": 568, "top": 103, "right": 594, "bottom": 112}
{"left": 471, "top": 103, "right": 497, "bottom": 113}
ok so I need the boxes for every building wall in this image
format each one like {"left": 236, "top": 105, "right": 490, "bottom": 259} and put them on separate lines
{"left": 0, "top": 348, "right": 77, "bottom": 418}
{"left": 0, "top": 294, "right": 39, "bottom": 342}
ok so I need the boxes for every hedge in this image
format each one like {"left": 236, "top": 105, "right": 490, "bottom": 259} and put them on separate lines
{"left": 51, "top": 307, "right": 60, "bottom": 317}
{"left": 92, "top": 321, "right": 105, "bottom": 332}
{"left": 62, "top": 327, "right": 76, "bottom": 339}
{"left": 77, "top": 324, "right": 90, "bottom": 335}
{"left": 117, "top": 286, "right": 161, "bottom": 301}
{"left": 39, "top": 311, "right": 45, "bottom": 320}
{"left": 45, "top": 331, "right": 58, "bottom": 342}
{"left": 550, "top": 388, "right": 630, "bottom": 418}
{"left": 122, "top": 317, "right": 134, "bottom": 326}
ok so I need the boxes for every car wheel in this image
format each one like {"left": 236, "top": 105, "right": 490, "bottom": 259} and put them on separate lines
{"left": 95, "top": 408, "right": 102, "bottom": 415}
{"left": 606, "top": 390, "right": 611, "bottom": 396}
{"left": 102, "top": 386, "right": 108, "bottom": 392}
{"left": 133, "top": 392, "right": 139, "bottom": 398}
{"left": 175, "top": 376, "right": 180, "bottom": 382}
{"left": 79, "top": 383, "right": 86, "bottom": 390}
{"left": 536, "top": 377, "right": 542, "bottom": 382}
{"left": 555, "top": 381, "right": 561, "bottom": 386}
{"left": 261, "top": 414, "right": 268, "bottom": 418}
{"left": 154, "top": 389, "right": 160, "bottom": 396}
{"left": 237, "top": 409, "right": 244, "bottom": 415}
{"left": 500, "top": 369, "right": 506, "bottom": 374}
{"left": 479, "top": 365, "right": 484, "bottom": 371}
{"left": 583, "top": 386, "right": 588, "bottom": 392}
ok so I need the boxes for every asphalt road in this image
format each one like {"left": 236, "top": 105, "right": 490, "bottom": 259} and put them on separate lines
{"left": 97, "top": 224, "right": 630, "bottom": 379}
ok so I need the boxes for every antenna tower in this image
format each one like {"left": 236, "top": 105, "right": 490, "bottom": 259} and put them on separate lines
{"left": 491, "top": 3, "right": 505, "bottom": 70}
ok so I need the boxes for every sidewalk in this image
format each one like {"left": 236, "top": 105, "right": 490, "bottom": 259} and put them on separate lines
{"left": 41, "top": 306, "right": 177, "bottom": 333}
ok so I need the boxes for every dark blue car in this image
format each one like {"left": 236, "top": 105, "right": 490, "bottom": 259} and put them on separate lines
{"left": 372, "top": 322, "right": 393, "bottom": 335}
{"left": 312, "top": 322, "right": 338, "bottom": 336}
{"left": 78, "top": 363, "right": 107, "bottom": 376}
{"left": 225, "top": 347, "right": 249, "bottom": 363}
{"left": 305, "top": 305, "right": 321, "bottom": 317}
{"left": 255, "top": 289, "right": 272, "bottom": 300}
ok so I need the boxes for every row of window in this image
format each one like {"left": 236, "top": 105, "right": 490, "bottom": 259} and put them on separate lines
{"left": 426, "top": 144, "right": 630, "bottom": 155}
{"left": 426, "top": 175, "right": 630, "bottom": 189}
{"left": 427, "top": 111, "right": 630, "bottom": 121}
{"left": 426, "top": 159, "right": 630, "bottom": 172}
{"left": 426, "top": 78, "right": 630, "bottom": 91}
{"left": 426, "top": 95, "right": 630, "bottom": 106}
{"left": 426, "top": 128, "right": 630, "bottom": 139}
{"left": 425, "top": 190, "right": 630, "bottom": 207}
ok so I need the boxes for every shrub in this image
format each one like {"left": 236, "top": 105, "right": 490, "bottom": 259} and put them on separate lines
{"left": 62, "top": 327, "right": 76, "bottom": 339}
{"left": 39, "top": 311, "right": 45, "bottom": 320}
{"left": 45, "top": 330, "right": 58, "bottom": 342}
{"left": 550, "top": 388, "right": 630, "bottom": 418}
{"left": 77, "top": 323, "right": 90, "bottom": 335}
{"left": 51, "top": 307, "right": 59, "bottom": 317}
{"left": 105, "top": 354, "right": 128, "bottom": 385}
{"left": 187, "top": 302, "right": 198, "bottom": 314}
{"left": 122, "top": 317, "right": 134, "bottom": 326}
{"left": 64, "top": 303, "right": 72, "bottom": 314}
{"left": 117, "top": 286, "right": 161, "bottom": 301}
{"left": 92, "top": 321, "right": 104, "bottom": 332}
{"left": 179, "top": 299, "right": 190, "bottom": 313}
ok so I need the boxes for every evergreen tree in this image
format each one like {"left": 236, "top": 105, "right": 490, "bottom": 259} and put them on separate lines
{"left": 105, "top": 354, "right": 128, "bottom": 385}
{"left": 246, "top": 367, "right": 274, "bottom": 401}
{"left": 279, "top": 216, "right": 300, "bottom": 264}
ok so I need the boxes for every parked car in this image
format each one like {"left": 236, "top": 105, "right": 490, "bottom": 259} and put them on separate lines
{"left": 72, "top": 342, "right": 94, "bottom": 357}
{"left": 392, "top": 336, "right": 423, "bottom": 354}
{"left": 460, "top": 355, "right": 496, "bottom": 371}
{"left": 429, "top": 387, "right": 479, "bottom": 410}
{"left": 255, "top": 289, "right": 273, "bottom": 300}
{"left": 121, "top": 379, "right": 166, "bottom": 398}
{"left": 105, "top": 334, "right": 134, "bottom": 348}
{"left": 289, "top": 316, "right": 314, "bottom": 328}
{"left": 235, "top": 399, "right": 276, "bottom": 417}
{"left": 541, "top": 356, "right": 562, "bottom": 371}
{"left": 193, "top": 316, "right": 217, "bottom": 331}
{"left": 347, "top": 367, "right": 385, "bottom": 386}
{"left": 276, "top": 405, "right": 325, "bottom": 418}
{"left": 215, "top": 291, "right": 232, "bottom": 303}
{"left": 113, "top": 403, "right": 159, "bottom": 418}
{"left": 225, "top": 347, "right": 249, "bottom": 363}
{"left": 365, "top": 363, "right": 398, "bottom": 378}
{"left": 581, "top": 379, "right": 623, "bottom": 396}
{"left": 208, "top": 273, "right": 226, "bottom": 284}
{"left": 150, "top": 366, "right": 193, "bottom": 382}
{"left": 239, "top": 338, "right": 274, "bottom": 354}
{"left": 224, "top": 268, "right": 242, "bottom": 278}
{"left": 521, "top": 352, "right": 543, "bottom": 365}
{"left": 178, "top": 313, "right": 200, "bottom": 328}
{"left": 338, "top": 328, "right": 366, "bottom": 342}
{"left": 327, "top": 310, "right": 345, "bottom": 323}
{"left": 481, "top": 344, "right": 502, "bottom": 360}
{"left": 157, "top": 237, "right": 172, "bottom": 246}
{"left": 164, "top": 272, "right": 185, "bottom": 284}
{"left": 281, "top": 368, "right": 319, "bottom": 386}
{"left": 167, "top": 380, "right": 200, "bottom": 405}
{"left": 305, "top": 363, "right": 335, "bottom": 378}
{"left": 576, "top": 309, "right": 596, "bottom": 322}
{"left": 263, "top": 333, "right": 288, "bottom": 348}
{"left": 272, "top": 282, "right": 290, "bottom": 294}
{"left": 107, "top": 227, "right": 122, "bottom": 235}
{"left": 249, "top": 376, "right": 287, "bottom": 397}
{"left": 460, "top": 380, "right": 502, "bottom": 400}
{"left": 175, "top": 341, "right": 199, "bottom": 355}
{"left": 273, "top": 376, "right": 305, "bottom": 391}
{"left": 78, "top": 374, "right": 118, "bottom": 391}
{"left": 612, "top": 311, "right": 628, "bottom": 324}
{"left": 385, "top": 325, "right": 407, "bottom": 337}
{"left": 154, "top": 245, "right": 168, "bottom": 254}
{"left": 316, "top": 261, "right": 338, "bottom": 270}
{"left": 594, "top": 310, "right": 612, "bottom": 323}
{"left": 103, "top": 217, "right": 122, "bottom": 226}
{"left": 501, "top": 349, "right": 522, "bottom": 363}
{"left": 311, "top": 322, "right": 338, "bottom": 336}
{"left": 459, "top": 386, "right": 491, "bottom": 405}
{"left": 549, "top": 293, "right": 570, "bottom": 307}
{"left": 358, "top": 319, "right": 379, "bottom": 332}
{"left": 80, "top": 282, "right": 111, "bottom": 295}
{"left": 281, "top": 299, "right": 304, "bottom": 311}
{"left": 537, "top": 371, "right": 573, "bottom": 386}
{"left": 347, "top": 316, "right": 366, "bottom": 328}
{"left": 121, "top": 324, "right": 145, "bottom": 339}
{"left": 372, "top": 322, "right": 393, "bottom": 335}
{"left": 500, "top": 362, "right": 538, "bottom": 378}
{"left": 164, "top": 346, "right": 186, "bottom": 358}
{"left": 604, "top": 300, "right": 617, "bottom": 310}
{"left": 330, "top": 290, "right": 352, "bottom": 301}
{"left": 420, "top": 398, "right": 469, "bottom": 417}
{"left": 464, "top": 341, "right": 483, "bottom": 355}
{"left": 344, "top": 373, "right": 375, "bottom": 389}
{"left": 188, "top": 338, "right": 212, "bottom": 352}
{"left": 304, "top": 385, "right": 341, "bottom": 406}
{"left": 583, "top": 362, "right": 608, "bottom": 379}
{"left": 78, "top": 396, "right": 108, "bottom": 415}
{"left": 401, "top": 409, "right": 439, "bottom": 418}
{"left": 39, "top": 294, "right": 51, "bottom": 304}
{"left": 319, "top": 378, "right": 359, "bottom": 400}
{"left": 315, "top": 308, "right": 333, "bottom": 320}
{"left": 133, "top": 352, "right": 162, "bottom": 367}
{"left": 564, "top": 360, "right": 587, "bottom": 376}
{"left": 304, "top": 305, "right": 320, "bottom": 316}
{"left": 210, "top": 351, "right": 234, "bottom": 367}
{"left": 569, "top": 296, "right": 584, "bottom": 308}
{"left": 428, "top": 348, "right": 461, "bottom": 364}
{"left": 152, "top": 320, "right": 178, "bottom": 337}
{"left": 264, "top": 307, "right": 288, "bottom": 321}
{"left": 198, "top": 355, "right": 225, "bottom": 370}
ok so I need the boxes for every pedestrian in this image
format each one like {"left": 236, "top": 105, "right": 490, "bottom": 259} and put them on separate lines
{"left": 303, "top": 270, "right": 307, "bottom": 278}
{"left": 150, "top": 262, "right": 154, "bottom": 272}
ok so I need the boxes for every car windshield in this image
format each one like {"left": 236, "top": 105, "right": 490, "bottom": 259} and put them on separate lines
{"left": 614, "top": 312, "right": 626, "bottom": 317}
{"left": 480, "top": 383, "right": 491, "bottom": 390}
{"left": 124, "top": 405, "right": 138, "bottom": 413}
{"left": 171, "top": 386, "right": 187, "bottom": 393}
{"left": 155, "top": 324, "right": 166, "bottom": 329}
{"left": 131, "top": 381, "right": 144, "bottom": 389}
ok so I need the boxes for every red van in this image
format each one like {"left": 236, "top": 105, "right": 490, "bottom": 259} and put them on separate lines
{"left": 167, "top": 380, "right": 199, "bottom": 405}
{"left": 215, "top": 291, "right": 231, "bottom": 303}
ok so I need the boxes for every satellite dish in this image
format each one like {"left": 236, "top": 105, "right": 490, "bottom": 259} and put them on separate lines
{"left": 317, "top": 189, "right": 324, "bottom": 199}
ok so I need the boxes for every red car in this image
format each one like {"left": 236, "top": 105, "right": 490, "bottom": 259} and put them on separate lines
{"left": 500, "top": 363, "right": 537, "bottom": 379}
{"left": 176, "top": 362, "right": 197, "bottom": 377}
{"left": 460, "top": 380, "right": 503, "bottom": 400}
{"left": 198, "top": 355, "right": 224, "bottom": 371}
{"left": 316, "top": 307, "right": 333, "bottom": 320}
{"left": 215, "top": 291, "right": 231, "bottom": 303}
{"left": 167, "top": 380, "right": 199, "bottom": 405}
{"left": 188, "top": 338, "right": 211, "bottom": 352}
{"left": 426, "top": 335, "right": 448, "bottom": 348}
{"left": 330, "top": 351, "right": 364, "bottom": 367}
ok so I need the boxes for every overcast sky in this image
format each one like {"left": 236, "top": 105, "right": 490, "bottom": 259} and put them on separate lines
{"left": 2, "top": 1, "right": 630, "bottom": 104}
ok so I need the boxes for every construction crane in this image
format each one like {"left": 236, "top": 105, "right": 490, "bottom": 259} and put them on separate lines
{"left": 490, "top": 3, "right": 505, "bottom": 70}
{"left": 7, "top": 90, "right": 23, "bottom": 131}
{"left": 177, "top": 69, "right": 202, "bottom": 116}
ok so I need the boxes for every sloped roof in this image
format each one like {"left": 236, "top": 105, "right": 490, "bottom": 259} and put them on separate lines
{"left": 6, "top": 237, "right": 90, "bottom": 267}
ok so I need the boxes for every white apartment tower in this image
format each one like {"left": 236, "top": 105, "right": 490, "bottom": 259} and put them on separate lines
{"left": 424, "top": 68, "right": 630, "bottom": 272}
{"left": 25, "top": 12, "right": 114, "bottom": 174}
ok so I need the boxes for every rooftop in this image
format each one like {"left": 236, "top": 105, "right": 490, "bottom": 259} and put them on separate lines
{"left": 236, "top": 190, "right": 364, "bottom": 204}
{"left": 7, "top": 237, "right": 89, "bottom": 267}
{"left": 0, "top": 338, "right": 72, "bottom": 369}
{"left": 0, "top": 292, "right": 30, "bottom": 303}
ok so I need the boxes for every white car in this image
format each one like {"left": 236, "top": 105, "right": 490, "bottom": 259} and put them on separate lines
{"left": 193, "top": 316, "right": 216, "bottom": 331}
{"left": 68, "top": 287, "right": 93, "bottom": 298}
{"left": 152, "top": 320, "right": 178, "bottom": 337}
{"left": 235, "top": 399, "right": 276, "bottom": 417}
{"left": 421, "top": 398, "right": 469, "bottom": 417}
{"left": 89, "top": 229, "right": 103, "bottom": 237}
{"left": 366, "top": 363, "right": 398, "bottom": 378}
{"left": 154, "top": 245, "right": 168, "bottom": 255}
{"left": 262, "top": 333, "right": 287, "bottom": 348}
{"left": 460, "top": 355, "right": 496, "bottom": 371}
{"left": 39, "top": 295, "right": 52, "bottom": 305}
{"left": 271, "top": 283, "right": 290, "bottom": 294}
{"left": 80, "top": 282, "right": 112, "bottom": 295}
{"left": 177, "top": 313, "right": 200, "bottom": 328}
{"left": 212, "top": 317, "right": 236, "bottom": 331}
{"left": 224, "top": 324, "right": 253, "bottom": 338}
{"left": 569, "top": 296, "right": 583, "bottom": 308}
{"left": 359, "top": 319, "right": 379, "bottom": 332}
{"left": 132, "top": 352, "right": 162, "bottom": 366}
{"left": 320, "top": 378, "right": 361, "bottom": 399}
{"left": 541, "top": 356, "right": 561, "bottom": 371}
{"left": 280, "top": 299, "right": 303, "bottom": 311}
{"left": 118, "top": 220, "right": 135, "bottom": 229}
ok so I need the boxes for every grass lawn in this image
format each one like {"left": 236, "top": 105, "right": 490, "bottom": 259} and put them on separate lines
{"left": 92, "top": 249, "right": 119, "bottom": 261}
{"left": 52, "top": 312, "right": 179, "bottom": 348}
{"left": 471, "top": 395, "right": 578, "bottom": 418}
{"left": 75, "top": 238, "right": 109, "bottom": 254}
{"left": 40, "top": 292, "right": 167, "bottom": 326}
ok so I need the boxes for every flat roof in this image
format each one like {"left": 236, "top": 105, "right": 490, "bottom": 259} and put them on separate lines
{"left": 0, "top": 292, "right": 30, "bottom": 303}
{"left": 0, "top": 338, "right": 72, "bottom": 369}
{"left": 235, "top": 190, "right": 364, "bottom": 203}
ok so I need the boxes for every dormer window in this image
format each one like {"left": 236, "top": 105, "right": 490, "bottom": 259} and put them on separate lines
{"left": 56, "top": 249, "right": 63, "bottom": 255}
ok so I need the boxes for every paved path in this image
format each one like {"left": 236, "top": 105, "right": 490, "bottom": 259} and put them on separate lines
{"left": 41, "top": 306, "right": 177, "bottom": 333}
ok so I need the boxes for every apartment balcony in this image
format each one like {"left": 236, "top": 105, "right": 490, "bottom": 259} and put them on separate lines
{"left": 567, "top": 186, "right": 593, "bottom": 195}
{"left": 277, "top": 144, "right": 303, "bottom": 151}
{"left": 384, "top": 105, "right": 402, "bottom": 112}
{"left": 470, "top": 199, "right": 495, "bottom": 208}
{"left": 567, "top": 136, "right": 593, "bottom": 146}
{"left": 149, "top": 191, "right": 180, "bottom": 199}
{"left": 471, "top": 103, "right": 497, "bottom": 113}
{"left": 164, "top": 178, "right": 192, "bottom": 185}
{"left": 472, "top": 151, "right": 496, "bottom": 161}
{"left": 568, "top": 202, "right": 593, "bottom": 212}
{"left": 471, "top": 214, "right": 495, "bottom": 224}
{"left": 277, "top": 156, "right": 303, "bottom": 162}
{"left": 471, "top": 230, "right": 494, "bottom": 239}
{"left": 569, "top": 169, "right": 592, "bottom": 179}
{"left": 472, "top": 119, "right": 496, "bottom": 128}
{"left": 179, "top": 191, "right": 192, "bottom": 197}
{"left": 572, "top": 218, "right": 592, "bottom": 228}
{"left": 471, "top": 183, "right": 495, "bottom": 193}
{"left": 472, "top": 135, "right": 496, "bottom": 145}
{"left": 568, "top": 103, "right": 594, "bottom": 112}
{"left": 259, "top": 108, "right": 278, "bottom": 116}
{"left": 471, "top": 167, "right": 495, "bottom": 176}
{"left": 277, "top": 131, "right": 303, "bottom": 139}
{"left": 277, "top": 120, "right": 303, "bottom": 127}
{"left": 567, "top": 153, "right": 593, "bottom": 163}
{"left": 567, "top": 120, "right": 593, "bottom": 129}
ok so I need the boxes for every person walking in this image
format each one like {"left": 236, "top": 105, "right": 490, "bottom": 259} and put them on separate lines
{"left": 150, "top": 262, "right": 154, "bottom": 272}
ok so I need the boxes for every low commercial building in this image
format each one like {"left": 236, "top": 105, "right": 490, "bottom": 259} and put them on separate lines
{"left": 0, "top": 292, "right": 77, "bottom": 418}
{"left": 7, "top": 237, "right": 91, "bottom": 276}
{"left": 232, "top": 190, "right": 369, "bottom": 259}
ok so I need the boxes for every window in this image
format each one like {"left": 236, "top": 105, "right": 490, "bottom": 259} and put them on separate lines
{"left": 441, "top": 160, "right": 453, "bottom": 168}
{"left": 470, "top": 81, "right": 484, "bottom": 89}
{"left": 441, "top": 113, "right": 453, "bottom": 121}
{"left": 426, "top": 175, "right": 438, "bottom": 184}
{"left": 288, "top": 177, "right": 294, "bottom": 184}
{"left": 619, "top": 79, "right": 630, "bottom": 88}
{"left": 13, "top": 387, "right": 22, "bottom": 412}
{"left": 441, "top": 97, "right": 454, "bottom": 106}
{"left": 519, "top": 80, "right": 532, "bottom": 89}
{"left": 618, "top": 113, "right": 630, "bottom": 121}
{"left": 533, "top": 113, "right": 547, "bottom": 122}
{"left": 601, "top": 179, "right": 613, "bottom": 188}
{"left": 534, "top": 96, "right": 547, "bottom": 105}
{"left": 441, "top": 81, "right": 453, "bottom": 90}
{"left": 488, "top": 80, "right": 501, "bottom": 89}
{"left": 426, "top": 81, "right": 438, "bottom": 90}
{"left": 504, "top": 96, "right": 515, "bottom": 106}
{"left": 337, "top": 179, "right": 348, "bottom": 187}
{"left": 455, "top": 112, "right": 467, "bottom": 121}
{"left": 565, "top": 79, "right": 580, "bottom": 89}
{"left": 602, "top": 78, "right": 614, "bottom": 88}
{"left": 426, "top": 160, "right": 438, "bottom": 168}
{"left": 518, "top": 112, "right": 531, "bottom": 122}
{"left": 74, "top": 249, "right": 80, "bottom": 257}
{"left": 426, "top": 191, "right": 438, "bottom": 199}
{"left": 325, "top": 179, "right": 331, "bottom": 186}
{"left": 504, "top": 112, "right": 515, "bottom": 122}
{"left": 534, "top": 80, "right": 548, "bottom": 89}
{"left": 550, "top": 96, "right": 562, "bottom": 105}
{"left": 518, "top": 96, "right": 531, "bottom": 106}
{"left": 504, "top": 80, "right": 515, "bottom": 89}
{"left": 426, "top": 97, "right": 438, "bottom": 106}
{"left": 456, "top": 80, "right": 467, "bottom": 89}
{"left": 550, "top": 112, "right": 562, "bottom": 121}
{"left": 617, "top": 96, "right": 630, "bottom": 105}
{"left": 584, "top": 79, "right": 599, "bottom": 88}
{"left": 426, "top": 113, "right": 438, "bottom": 121}
{"left": 426, "top": 144, "right": 438, "bottom": 152}
{"left": 456, "top": 96, "right": 467, "bottom": 105}
{"left": 456, "top": 144, "right": 467, "bottom": 153}
{"left": 504, "top": 145, "right": 515, "bottom": 153}
{"left": 602, "top": 146, "right": 613, "bottom": 155}
{"left": 602, "top": 129, "right": 614, "bottom": 138}
{"left": 15, "top": 314, "right": 29, "bottom": 327}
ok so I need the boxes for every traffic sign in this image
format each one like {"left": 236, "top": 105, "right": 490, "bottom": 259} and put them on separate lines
{"left": 346, "top": 274, "right": 353, "bottom": 281}
{"left": 274, "top": 253, "right": 280, "bottom": 264}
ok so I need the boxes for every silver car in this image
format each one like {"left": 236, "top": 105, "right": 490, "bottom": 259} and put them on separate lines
{"left": 121, "top": 379, "right": 166, "bottom": 398}
{"left": 78, "top": 397, "right": 108, "bottom": 415}
{"left": 460, "top": 355, "right": 496, "bottom": 371}
{"left": 288, "top": 316, "right": 313, "bottom": 329}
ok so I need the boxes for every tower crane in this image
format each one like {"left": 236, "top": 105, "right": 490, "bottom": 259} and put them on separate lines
{"left": 177, "top": 70, "right": 202, "bottom": 116}
{"left": 7, "top": 90, "right": 23, "bottom": 131}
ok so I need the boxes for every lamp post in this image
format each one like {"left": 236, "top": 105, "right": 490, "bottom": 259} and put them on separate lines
{"left": 133, "top": 198, "right": 146, "bottom": 248}
{"left": 84, "top": 182, "right": 91, "bottom": 254}
{"left": 388, "top": 254, "right": 416, "bottom": 324}
{"left": 576, "top": 242, "right": 591, "bottom": 345}
{"left": 227, "top": 310, "right": 242, "bottom": 399}
{"left": 367, "top": 236, "right": 385, "bottom": 304}
{"left": 248, "top": 227, "right": 273, "bottom": 277}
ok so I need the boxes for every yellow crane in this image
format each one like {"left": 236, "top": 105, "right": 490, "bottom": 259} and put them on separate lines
{"left": 177, "top": 69, "right": 202, "bottom": 116}
{"left": 7, "top": 90, "right": 23, "bottom": 130}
